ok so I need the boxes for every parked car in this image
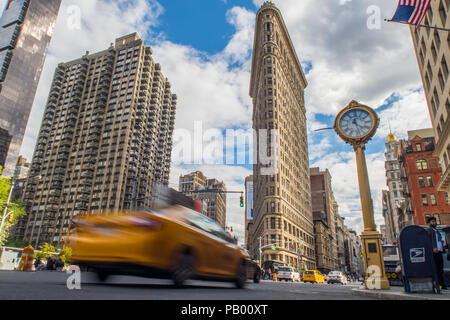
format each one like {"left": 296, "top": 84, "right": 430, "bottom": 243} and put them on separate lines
{"left": 277, "top": 266, "right": 300, "bottom": 282}
{"left": 302, "top": 270, "right": 325, "bottom": 284}
{"left": 326, "top": 270, "right": 348, "bottom": 285}
{"left": 69, "top": 205, "right": 249, "bottom": 288}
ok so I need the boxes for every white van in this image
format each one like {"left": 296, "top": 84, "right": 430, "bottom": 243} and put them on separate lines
{"left": 277, "top": 266, "right": 300, "bottom": 282}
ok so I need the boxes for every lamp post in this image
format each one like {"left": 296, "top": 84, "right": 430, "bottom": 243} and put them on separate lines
{"left": 334, "top": 100, "right": 390, "bottom": 290}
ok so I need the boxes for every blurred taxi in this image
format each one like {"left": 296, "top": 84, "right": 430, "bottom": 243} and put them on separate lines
{"left": 302, "top": 270, "right": 325, "bottom": 284}
{"left": 69, "top": 205, "right": 249, "bottom": 288}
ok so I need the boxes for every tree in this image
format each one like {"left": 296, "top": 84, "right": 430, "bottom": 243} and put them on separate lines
{"left": 4, "top": 236, "right": 29, "bottom": 248}
{"left": 0, "top": 166, "right": 27, "bottom": 245}
{"left": 59, "top": 246, "right": 72, "bottom": 265}
{"left": 35, "top": 243, "right": 57, "bottom": 260}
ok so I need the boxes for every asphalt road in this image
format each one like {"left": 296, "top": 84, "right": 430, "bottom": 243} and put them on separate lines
{"left": 0, "top": 270, "right": 375, "bottom": 300}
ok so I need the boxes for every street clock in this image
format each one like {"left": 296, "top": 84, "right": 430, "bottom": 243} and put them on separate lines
{"left": 334, "top": 100, "right": 380, "bottom": 146}
{"left": 333, "top": 100, "right": 390, "bottom": 290}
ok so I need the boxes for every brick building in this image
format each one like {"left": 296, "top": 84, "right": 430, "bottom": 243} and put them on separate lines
{"left": 398, "top": 129, "right": 450, "bottom": 226}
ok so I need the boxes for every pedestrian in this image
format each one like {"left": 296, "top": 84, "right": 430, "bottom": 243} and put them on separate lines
{"left": 55, "top": 257, "right": 64, "bottom": 271}
{"left": 426, "top": 216, "right": 448, "bottom": 291}
{"left": 34, "top": 257, "right": 42, "bottom": 271}
{"left": 46, "top": 256, "right": 56, "bottom": 271}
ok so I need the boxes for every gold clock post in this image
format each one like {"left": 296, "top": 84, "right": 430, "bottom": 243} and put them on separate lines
{"left": 334, "top": 101, "right": 390, "bottom": 290}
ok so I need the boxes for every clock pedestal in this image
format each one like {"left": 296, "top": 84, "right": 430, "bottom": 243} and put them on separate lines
{"left": 355, "top": 144, "right": 390, "bottom": 290}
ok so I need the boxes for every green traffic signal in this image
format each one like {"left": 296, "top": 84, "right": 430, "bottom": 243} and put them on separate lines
{"left": 240, "top": 195, "right": 244, "bottom": 207}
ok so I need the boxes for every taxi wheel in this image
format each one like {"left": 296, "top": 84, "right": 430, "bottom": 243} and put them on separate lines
{"left": 235, "top": 261, "right": 247, "bottom": 289}
{"left": 253, "top": 269, "right": 261, "bottom": 283}
{"left": 96, "top": 269, "right": 109, "bottom": 282}
{"left": 173, "top": 253, "right": 193, "bottom": 287}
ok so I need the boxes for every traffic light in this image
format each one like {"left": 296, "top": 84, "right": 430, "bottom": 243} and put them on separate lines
{"left": 240, "top": 195, "right": 244, "bottom": 207}
{"left": 8, "top": 214, "right": 13, "bottom": 223}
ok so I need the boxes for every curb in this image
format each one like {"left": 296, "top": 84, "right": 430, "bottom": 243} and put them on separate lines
{"left": 351, "top": 287, "right": 449, "bottom": 300}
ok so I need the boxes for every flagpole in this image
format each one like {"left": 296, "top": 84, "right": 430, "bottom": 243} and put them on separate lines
{"left": 385, "top": 19, "right": 450, "bottom": 32}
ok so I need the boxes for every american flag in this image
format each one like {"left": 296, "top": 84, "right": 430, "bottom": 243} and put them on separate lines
{"left": 391, "top": 0, "right": 432, "bottom": 25}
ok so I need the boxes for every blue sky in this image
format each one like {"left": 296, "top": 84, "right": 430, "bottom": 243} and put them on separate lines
{"left": 152, "top": 0, "right": 257, "bottom": 54}
{"left": 0, "top": 0, "right": 434, "bottom": 243}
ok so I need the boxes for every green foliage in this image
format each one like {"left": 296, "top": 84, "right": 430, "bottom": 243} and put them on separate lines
{"left": 35, "top": 243, "right": 57, "bottom": 260}
{"left": 59, "top": 246, "right": 72, "bottom": 265}
{"left": 0, "top": 171, "right": 27, "bottom": 245}
{"left": 4, "top": 236, "right": 29, "bottom": 248}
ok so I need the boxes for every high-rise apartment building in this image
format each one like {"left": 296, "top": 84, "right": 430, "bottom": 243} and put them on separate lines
{"left": 0, "top": 0, "right": 62, "bottom": 176}
{"left": 179, "top": 171, "right": 227, "bottom": 227}
{"left": 249, "top": 2, "right": 315, "bottom": 271}
{"left": 383, "top": 133, "right": 404, "bottom": 242}
{"left": 16, "top": 33, "right": 177, "bottom": 247}
{"left": 410, "top": 0, "right": 450, "bottom": 193}
{"left": 310, "top": 167, "right": 338, "bottom": 274}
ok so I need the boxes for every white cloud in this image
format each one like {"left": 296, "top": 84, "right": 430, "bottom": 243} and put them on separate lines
{"left": 20, "top": 0, "right": 163, "bottom": 160}
{"left": 252, "top": 0, "right": 423, "bottom": 115}
{"left": 376, "top": 88, "right": 432, "bottom": 140}
{"left": 14, "top": 0, "right": 432, "bottom": 242}
{"left": 311, "top": 151, "right": 387, "bottom": 234}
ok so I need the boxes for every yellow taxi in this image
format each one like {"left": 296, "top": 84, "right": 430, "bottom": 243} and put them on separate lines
{"left": 69, "top": 205, "right": 249, "bottom": 288}
{"left": 302, "top": 270, "right": 325, "bottom": 284}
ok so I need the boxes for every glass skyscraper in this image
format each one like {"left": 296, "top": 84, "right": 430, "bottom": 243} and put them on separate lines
{"left": 0, "top": 0, "right": 62, "bottom": 176}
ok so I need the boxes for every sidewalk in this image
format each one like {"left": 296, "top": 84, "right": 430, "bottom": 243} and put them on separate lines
{"left": 351, "top": 285, "right": 450, "bottom": 300}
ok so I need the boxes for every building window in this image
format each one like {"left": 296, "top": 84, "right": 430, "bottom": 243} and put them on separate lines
{"left": 270, "top": 217, "right": 276, "bottom": 229}
{"left": 426, "top": 176, "right": 434, "bottom": 187}
{"left": 416, "top": 143, "right": 422, "bottom": 152}
{"left": 422, "top": 194, "right": 429, "bottom": 206}
{"left": 430, "top": 194, "right": 437, "bottom": 206}
{"left": 439, "top": 0, "right": 447, "bottom": 25}
{"left": 442, "top": 56, "right": 449, "bottom": 80}
{"left": 416, "top": 159, "right": 428, "bottom": 170}
{"left": 418, "top": 176, "right": 425, "bottom": 187}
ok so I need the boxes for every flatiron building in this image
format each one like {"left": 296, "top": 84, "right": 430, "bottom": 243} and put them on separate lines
{"left": 249, "top": 2, "right": 316, "bottom": 271}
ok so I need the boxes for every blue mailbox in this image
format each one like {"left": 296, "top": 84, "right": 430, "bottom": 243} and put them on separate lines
{"left": 398, "top": 225, "right": 440, "bottom": 294}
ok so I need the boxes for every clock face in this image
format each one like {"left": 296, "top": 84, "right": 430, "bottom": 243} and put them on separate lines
{"left": 339, "top": 108, "right": 374, "bottom": 138}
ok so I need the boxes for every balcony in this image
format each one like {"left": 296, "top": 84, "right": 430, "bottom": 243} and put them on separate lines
{"left": 55, "top": 161, "right": 67, "bottom": 168}
{"left": 95, "top": 100, "right": 107, "bottom": 108}
{"left": 47, "top": 197, "right": 59, "bottom": 205}
{"left": 75, "top": 205, "right": 88, "bottom": 212}
{"left": 50, "top": 182, "right": 63, "bottom": 190}
{"left": 79, "top": 179, "right": 92, "bottom": 187}
{"left": 81, "top": 171, "right": 93, "bottom": 179}
{"left": 52, "top": 174, "right": 65, "bottom": 183}
{"left": 48, "top": 96, "right": 58, "bottom": 104}
{"left": 70, "top": 96, "right": 81, "bottom": 104}
{"left": 78, "top": 187, "right": 91, "bottom": 194}
{"left": 93, "top": 107, "right": 105, "bottom": 117}
{"left": 47, "top": 102, "right": 57, "bottom": 111}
